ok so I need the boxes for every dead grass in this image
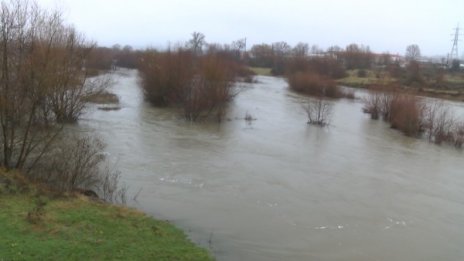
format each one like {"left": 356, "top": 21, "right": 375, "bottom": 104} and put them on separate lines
{"left": 337, "top": 69, "right": 396, "bottom": 88}
{"left": 249, "top": 67, "right": 272, "bottom": 76}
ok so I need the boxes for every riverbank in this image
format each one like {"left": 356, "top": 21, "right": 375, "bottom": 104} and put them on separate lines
{"left": 0, "top": 171, "right": 213, "bottom": 261}
{"left": 337, "top": 69, "right": 464, "bottom": 101}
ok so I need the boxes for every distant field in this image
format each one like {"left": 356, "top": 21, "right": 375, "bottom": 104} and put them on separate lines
{"left": 249, "top": 67, "right": 272, "bottom": 76}
{"left": 445, "top": 73, "right": 464, "bottom": 84}
{"left": 337, "top": 69, "right": 394, "bottom": 87}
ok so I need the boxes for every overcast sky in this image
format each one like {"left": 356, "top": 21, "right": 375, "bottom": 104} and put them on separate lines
{"left": 37, "top": 0, "right": 464, "bottom": 56}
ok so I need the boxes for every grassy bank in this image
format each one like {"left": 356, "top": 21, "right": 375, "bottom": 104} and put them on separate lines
{"left": 337, "top": 69, "right": 464, "bottom": 101}
{"left": 0, "top": 173, "right": 213, "bottom": 261}
{"left": 336, "top": 69, "right": 395, "bottom": 88}
{"left": 249, "top": 67, "right": 272, "bottom": 76}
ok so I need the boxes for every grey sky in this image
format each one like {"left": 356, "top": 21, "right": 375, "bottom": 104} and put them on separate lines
{"left": 37, "top": 0, "right": 464, "bottom": 56}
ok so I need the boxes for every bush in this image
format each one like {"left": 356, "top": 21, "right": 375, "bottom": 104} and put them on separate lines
{"left": 363, "top": 92, "right": 424, "bottom": 136}
{"left": 33, "top": 136, "right": 126, "bottom": 203}
{"left": 363, "top": 91, "right": 464, "bottom": 147}
{"left": 303, "top": 97, "right": 333, "bottom": 126}
{"left": 182, "top": 54, "right": 235, "bottom": 121}
{"left": 362, "top": 93, "right": 382, "bottom": 119}
{"left": 362, "top": 90, "right": 397, "bottom": 121}
{"left": 454, "top": 123, "right": 464, "bottom": 148}
{"left": 139, "top": 50, "right": 195, "bottom": 107}
{"left": 139, "top": 49, "right": 240, "bottom": 121}
{"left": 287, "top": 72, "right": 340, "bottom": 98}
{"left": 423, "top": 101, "right": 456, "bottom": 144}
{"left": 389, "top": 95, "right": 424, "bottom": 136}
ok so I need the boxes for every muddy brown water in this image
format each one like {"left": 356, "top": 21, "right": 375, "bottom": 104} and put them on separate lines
{"left": 78, "top": 69, "right": 464, "bottom": 261}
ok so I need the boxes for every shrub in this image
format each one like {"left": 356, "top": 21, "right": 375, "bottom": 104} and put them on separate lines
{"left": 287, "top": 72, "right": 340, "bottom": 98}
{"left": 388, "top": 95, "right": 424, "bottom": 136}
{"left": 303, "top": 97, "right": 333, "bottom": 126}
{"left": 33, "top": 136, "right": 126, "bottom": 203}
{"left": 139, "top": 49, "right": 240, "bottom": 121}
{"left": 422, "top": 101, "right": 456, "bottom": 144}
{"left": 454, "top": 123, "right": 464, "bottom": 148}
{"left": 405, "top": 61, "right": 423, "bottom": 85}
{"left": 363, "top": 90, "right": 396, "bottom": 121}
{"left": 182, "top": 54, "right": 235, "bottom": 121}
{"left": 363, "top": 92, "right": 424, "bottom": 136}
{"left": 139, "top": 50, "right": 195, "bottom": 107}
{"left": 363, "top": 91, "right": 464, "bottom": 148}
{"left": 362, "top": 93, "right": 382, "bottom": 119}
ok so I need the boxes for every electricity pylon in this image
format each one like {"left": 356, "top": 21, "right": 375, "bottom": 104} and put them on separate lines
{"left": 448, "top": 24, "right": 462, "bottom": 67}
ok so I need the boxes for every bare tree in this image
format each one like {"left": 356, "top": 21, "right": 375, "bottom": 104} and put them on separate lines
{"left": 0, "top": 0, "right": 97, "bottom": 170}
{"left": 271, "top": 41, "right": 291, "bottom": 56}
{"left": 188, "top": 31, "right": 205, "bottom": 55}
{"left": 292, "top": 42, "right": 309, "bottom": 57}
{"left": 231, "top": 38, "right": 246, "bottom": 60}
{"left": 405, "top": 44, "right": 421, "bottom": 62}
{"left": 341, "top": 43, "right": 373, "bottom": 69}
{"left": 232, "top": 38, "right": 246, "bottom": 51}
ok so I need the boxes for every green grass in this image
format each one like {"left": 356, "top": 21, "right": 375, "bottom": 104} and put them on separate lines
{"left": 0, "top": 190, "right": 213, "bottom": 260}
{"left": 337, "top": 69, "right": 395, "bottom": 88}
{"left": 249, "top": 67, "right": 272, "bottom": 76}
{"left": 444, "top": 73, "right": 464, "bottom": 84}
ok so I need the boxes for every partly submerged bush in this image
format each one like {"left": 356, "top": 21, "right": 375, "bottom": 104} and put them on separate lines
{"left": 139, "top": 50, "right": 195, "bottom": 107}
{"left": 363, "top": 92, "right": 424, "bottom": 136}
{"left": 422, "top": 101, "right": 458, "bottom": 144}
{"left": 303, "top": 97, "right": 333, "bottom": 126}
{"left": 389, "top": 95, "right": 424, "bottom": 136}
{"left": 139, "top": 49, "right": 240, "bottom": 121}
{"left": 288, "top": 72, "right": 340, "bottom": 98}
{"left": 363, "top": 91, "right": 464, "bottom": 147}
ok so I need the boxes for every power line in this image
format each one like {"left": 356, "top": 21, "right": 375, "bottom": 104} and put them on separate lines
{"left": 448, "top": 24, "right": 462, "bottom": 67}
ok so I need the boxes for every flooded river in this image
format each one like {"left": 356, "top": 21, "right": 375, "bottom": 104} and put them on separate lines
{"left": 79, "top": 69, "right": 464, "bottom": 261}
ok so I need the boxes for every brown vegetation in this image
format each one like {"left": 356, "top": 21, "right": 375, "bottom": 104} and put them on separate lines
{"left": 389, "top": 95, "right": 424, "bottom": 136}
{"left": 286, "top": 56, "right": 346, "bottom": 79}
{"left": 0, "top": 0, "right": 123, "bottom": 200}
{"left": 288, "top": 72, "right": 340, "bottom": 98}
{"left": 303, "top": 97, "right": 333, "bottom": 126}
{"left": 422, "top": 101, "right": 456, "bottom": 144}
{"left": 363, "top": 90, "right": 464, "bottom": 147}
{"left": 363, "top": 92, "right": 424, "bottom": 136}
{"left": 139, "top": 46, "right": 245, "bottom": 121}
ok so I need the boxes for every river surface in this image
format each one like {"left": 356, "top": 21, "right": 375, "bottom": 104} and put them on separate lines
{"left": 79, "top": 69, "right": 464, "bottom": 261}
